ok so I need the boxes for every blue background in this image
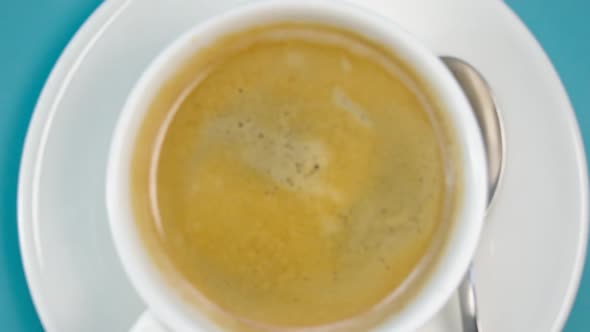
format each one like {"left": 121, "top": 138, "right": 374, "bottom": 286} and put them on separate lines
{"left": 0, "top": 0, "right": 587, "bottom": 331}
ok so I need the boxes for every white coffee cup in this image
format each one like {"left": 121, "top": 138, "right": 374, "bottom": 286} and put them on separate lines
{"left": 106, "top": 0, "right": 488, "bottom": 331}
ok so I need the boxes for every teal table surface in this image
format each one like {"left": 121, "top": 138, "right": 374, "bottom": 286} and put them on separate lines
{"left": 0, "top": 1, "right": 588, "bottom": 331}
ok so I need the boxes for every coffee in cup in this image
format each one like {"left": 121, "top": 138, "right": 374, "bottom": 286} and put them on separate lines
{"left": 107, "top": 2, "right": 487, "bottom": 331}
{"left": 131, "top": 22, "right": 458, "bottom": 328}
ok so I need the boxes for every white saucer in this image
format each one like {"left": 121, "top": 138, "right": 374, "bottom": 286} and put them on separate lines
{"left": 18, "top": 0, "right": 588, "bottom": 331}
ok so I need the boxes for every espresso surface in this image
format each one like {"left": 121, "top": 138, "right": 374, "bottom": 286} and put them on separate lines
{"left": 132, "top": 24, "right": 450, "bottom": 328}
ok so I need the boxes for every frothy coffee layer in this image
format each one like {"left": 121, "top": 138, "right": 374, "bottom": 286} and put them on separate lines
{"left": 133, "top": 24, "right": 450, "bottom": 328}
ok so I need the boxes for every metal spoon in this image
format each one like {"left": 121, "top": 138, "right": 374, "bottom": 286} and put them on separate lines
{"left": 441, "top": 56, "right": 505, "bottom": 332}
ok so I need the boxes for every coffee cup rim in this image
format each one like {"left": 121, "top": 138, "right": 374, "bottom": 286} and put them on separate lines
{"left": 106, "top": 1, "right": 488, "bottom": 331}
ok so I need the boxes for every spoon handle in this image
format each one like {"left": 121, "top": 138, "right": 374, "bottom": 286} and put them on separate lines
{"left": 458, "top": 268, "right": 479, "bottom": 332}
